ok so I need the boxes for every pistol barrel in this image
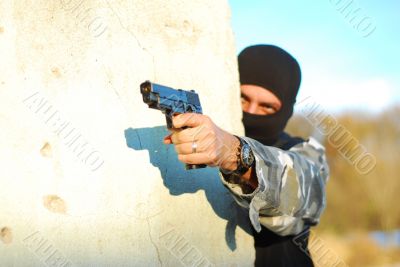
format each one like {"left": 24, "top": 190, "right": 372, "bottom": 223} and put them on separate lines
{"left": 140, "top": 80, "right": 202, "bottom": 114}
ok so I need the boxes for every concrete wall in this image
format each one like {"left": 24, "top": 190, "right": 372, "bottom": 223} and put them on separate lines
{"left": 0, "top": 0, "right": 254, "bottom": 266}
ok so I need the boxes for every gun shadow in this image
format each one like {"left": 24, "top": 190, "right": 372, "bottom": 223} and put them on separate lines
{"left": 124, "top": 126, "right": 252, "bottom": 251}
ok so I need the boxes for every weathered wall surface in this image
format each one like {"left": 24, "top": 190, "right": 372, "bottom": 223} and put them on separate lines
{"left": 0, "top": 0, "right": 254, "bottom": 266}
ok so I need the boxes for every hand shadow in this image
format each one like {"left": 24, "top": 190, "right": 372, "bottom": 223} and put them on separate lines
{"left": 124, "top": 126, "right": 252, "bottom": 251}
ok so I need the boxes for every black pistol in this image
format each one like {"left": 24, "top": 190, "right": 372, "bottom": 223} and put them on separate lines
{"left": 140, "top": 80, "right": 207, "bottom": 170}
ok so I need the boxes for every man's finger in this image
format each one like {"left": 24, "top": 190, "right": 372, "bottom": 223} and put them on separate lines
{"left": 172, "top": 113, "right": 206, "bottom": 129}
{"left": 163, "top": 134, "right": 173, "bottom": 144}
{"left": 177, "top": 153, "right": 214, "bottom": 165}
{"left": 174, "top": 137, "right": 215, "bottom": 155}
{"left": 170, "top": 125, "right": 209, "bottom": 144}
{"left": 170, "top": 131, "right": 188, "bottom": 144}
{"left": 174, "top": 143, "right": 194, "bottom": 155}
{"left": 167, "top": 140, "right": 215, "bottom": 160}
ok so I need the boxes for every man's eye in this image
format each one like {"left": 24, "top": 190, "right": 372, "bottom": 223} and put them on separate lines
{"left": 260, "top": 105, "right": 276, "bottom": 114}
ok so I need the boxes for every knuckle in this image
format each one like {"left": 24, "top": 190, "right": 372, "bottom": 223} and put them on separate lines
{"left": 210, "top": 151, "right": 218, "bottom": 162}
{"left": 210, "top": 129, "right": 217, "bottom": 137}
{"left": 188, "top": 112, "right": 197, "bottom": 120}
{"left": 175, "top": 133, "right": 184, "bottom": 144}
{"left": 203, "top": 115, "right": 211, "bottom": 124}
{"left": 192, "top": 115, "right": 200, "bottom": 125}
{"left": 194, "top": 125, "right": 205, "bottom": 137}
{"left": 181, "top": 114, "right": 191, "bottom": 123}
{"left": 209, "top": 143, "right": 217, "bottom": 152}
{"left": 171, "top": 134, "right": 179, "bottom": 144}
{"left": 183, "top": 155, "right": 193, "bottom": 164}
{"left": 205, "top": 130, "right": 214, "bottom": 140}
{"left": 174, "top": 144, "right": 182, "bottom": 154}
{"left": 192, "top": 130, "right": 201, "bottom": 140}
{"left": 178, "top": 154, "right": 186, "bottom": 162}
{"left": 205, "top": 150, "right": 213, "bottom": 161}
{"left": 172, "top": 117, "right": 180, "bottom": 127}
{"left": 203, "top": 143, "right": 211, "bottom": 154}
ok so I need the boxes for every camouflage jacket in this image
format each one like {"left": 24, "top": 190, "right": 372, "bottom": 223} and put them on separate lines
{"left": 219, "top": 136, "right": 329, "bottom": 236}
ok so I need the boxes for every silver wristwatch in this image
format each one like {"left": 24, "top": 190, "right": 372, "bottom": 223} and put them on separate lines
{"left": 232, "top": 136, "right": 255, "bottom": 176}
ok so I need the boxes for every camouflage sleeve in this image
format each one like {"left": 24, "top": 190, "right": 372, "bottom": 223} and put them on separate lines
{"left": 219, "top": 137, "right": 329, "bottom": 236}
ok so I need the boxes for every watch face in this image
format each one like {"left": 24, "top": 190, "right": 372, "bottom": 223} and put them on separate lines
{"left": 241, "top": 144, "right": 255, "bottom": 168}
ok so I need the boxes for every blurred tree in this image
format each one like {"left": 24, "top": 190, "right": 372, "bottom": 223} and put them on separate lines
{"left": 286, "top": 105, "right": 400, "bottom": 233}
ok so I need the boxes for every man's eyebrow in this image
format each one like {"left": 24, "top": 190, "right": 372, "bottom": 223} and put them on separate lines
{"left": 240, "top": 93, "right": 250, "bottom": 99}
{"left": 260, "top": 102, "right": 278, "bottom": 109}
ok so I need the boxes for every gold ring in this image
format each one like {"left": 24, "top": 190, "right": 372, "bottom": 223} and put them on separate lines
{"left": 192, "top": 141, "right": 197, "bottom": 154}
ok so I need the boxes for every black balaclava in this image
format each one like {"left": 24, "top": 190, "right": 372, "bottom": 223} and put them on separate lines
{"left": 238, "top": 44, "right": 301, "bottom": 146}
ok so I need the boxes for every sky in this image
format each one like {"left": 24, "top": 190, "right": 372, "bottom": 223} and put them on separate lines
{"left": 228, "top": 0, "right": 400, "bottom": 113}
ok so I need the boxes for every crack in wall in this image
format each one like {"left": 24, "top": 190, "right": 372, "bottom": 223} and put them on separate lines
{"left": 104, "top": 0, "right": 157, "bottom": 80}
{"left": 146, "top": 216, "right": 163, "bottom": 267}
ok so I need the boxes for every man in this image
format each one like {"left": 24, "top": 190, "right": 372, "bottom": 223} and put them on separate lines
{"left": 163, "top": 45, "right": 329, "bottom": 266}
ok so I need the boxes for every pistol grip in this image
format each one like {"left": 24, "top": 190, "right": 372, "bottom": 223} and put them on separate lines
{"left": 165, "top": 114, "right": 173, "bottom": 129}
{"left": 166, "top": 112, "right": 207, "bottom": 170}
{"left": 185, "top": 164, "right": 207, "bottom": 170}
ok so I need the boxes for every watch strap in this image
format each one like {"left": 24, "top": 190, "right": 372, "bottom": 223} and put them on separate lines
{"left": 232, "top": 135, "right": 253, "bottom": 176}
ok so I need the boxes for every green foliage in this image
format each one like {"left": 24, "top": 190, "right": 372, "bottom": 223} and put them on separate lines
{"left": 286, "top": 105, "right": 400, "bottom": 233}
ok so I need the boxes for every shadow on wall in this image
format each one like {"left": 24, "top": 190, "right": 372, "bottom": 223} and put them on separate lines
{"left": 124, "top": 126, "right": 252, "bottom": 251}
